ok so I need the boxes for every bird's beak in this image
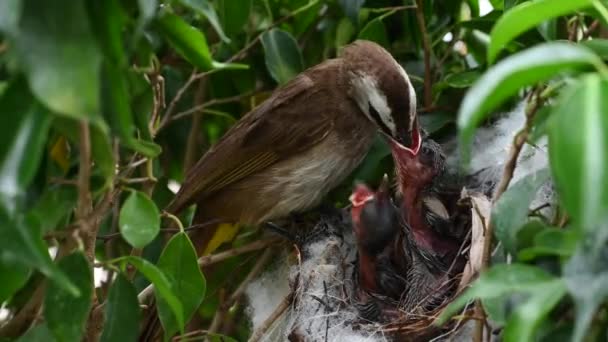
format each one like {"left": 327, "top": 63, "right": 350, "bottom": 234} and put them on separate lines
{"left": 381, "top": 119, "right": 421, "bottom": 158}
{"left": 349, "top": 183, "right": 375, "bottom": 208}
{"left": 376, "top": 174, "right": 391, "bottom": 201}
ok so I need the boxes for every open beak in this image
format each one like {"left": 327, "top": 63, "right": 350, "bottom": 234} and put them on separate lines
{"left": 381, "top": 125, "right": 421, "bottom": 158}
{"left": 349, "top": 183, "right": 375, "bottom": 208}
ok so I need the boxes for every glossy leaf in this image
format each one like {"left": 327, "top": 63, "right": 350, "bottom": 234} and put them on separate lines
{"left": 358, "top": 17, "right": 389, "bottom": 48}
{"left": 16, "top": 324, "right": 55, "bottom": 342}
{"left": 156, "top": 10, "right": 213, "bottom": 70}
{"left": 438, "top": 263, "right": 555, "bottom": 323}
{"left": 156, "top": 232, "right": 206, "bottom": 338}
{"left": 493, "top": 168, "right": 550, "bottom": 253}
{"left": 100, "top": 273, "right": 140, "bottom": 342}
{"left": 420, "top": 111, "right": 454, "bottom": 134}
{"left": 53, "top": 118, "right": 115, "bottom": 179}
{"left": 261, "top": 29, "right": 304, "bottom": 84}
{"left": 548, "top": 75, "right": 608, "bottom": 231}
{"left": 336, "top": 18, "right": 355, "bottom": 50}
{"left": 502, "top": 279, "right": 567, "bottom": 342}
{"left": 14, "top": 0, "right": 101, "bottom": 118}
{"left": 102, "top": 62, "right": 162, "bottom": 157}
{"left": 458, "top": 42, "right": 604, "bottom": 162}
{"left": 338, "top": 0, "right": 365, "bottom": 23}
{"left": 115, "top": 256, "right": 185, "bottom": 331}
{"left": 0, "top": 260, "right": 30, "bottom": 303}
{"left": 216, "top": 0, "right": 251, "bottom": 37}
{"left": 0, "top": 0, "right": 22, "bottom": 35}
{"left": 0, "top": 204, "right": 78, "bottom": 296}
{"left": 581, "top": 39, "right": 608, "bottom": 60}
{"left": 119, "top": 190, "right": 161, "bottom": 248}
{"left": 45, "top": 252, "right": 92, "bottom": 342}
{"left": 179, "top": 0, "right": 230, "bottom": 43}
{"left": 86, "top": 0, "right": 127, "bottom": 66}
{"left": 29, "top": 186, "right": 77, "bottom": 233}
{"left": 563, "top": 239, "right": 608, "bottom": 342}
{"left": 0, "top": 79, "right": 52, "bottom": 214}
{"left": 488, "top": 0, "right": 594, "bottom": 63}
{"left": 518, "top": 228, "right": 579, "bottom": 261}
{"left": 444, "top": 70, "right": 481, "bottom": 88}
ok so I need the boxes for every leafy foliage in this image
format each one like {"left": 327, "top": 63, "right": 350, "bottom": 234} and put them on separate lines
{"left": 0, "top": 0, "right": 607, "bottom": 340}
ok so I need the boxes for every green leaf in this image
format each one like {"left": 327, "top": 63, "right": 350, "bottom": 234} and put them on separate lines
{"left": 100, "top": 273, "right": 140, "bottom": 342}
{"left": 29, "top": 186, "right": 77, "bottom": 233}
{"left": 548, "top": 75, "right": 608, "bottom": 231}
{"left": 216, "top": 0, "right": 251, "bottom": 37}
{"left": 0, "top": 0, "right": 23, "bottom": 36}
{"left": 53, "top": 118, "right": 115, "bottom": 179}
{"left": 102, "top": 62, "right": 162, "bottom": 157}
{"left": 493, "top": 168, "right": 550, "bottom": 253}
{"left": 119, "top": 190, "right": 161, "bottom": 248}
{"left": 444, "top": 70, "right": 481, "bottom": 88}
{"left": 156, "top": 10, "right": 213, "bottom": 70}
{"left": 14, "top": 0, "right": 101, "bottom": 118}
{"left": 261, "top": 29, "right": 304, "bottom": 84}
{"left": 338, "top": 0, "right": 365, "bottom": 23}
{"left": 16, "top": 323, "right": 55, "bottom": 342}
{"left": 114, "top": 256, "right": 185, "bottom": 332}
{"left": 45, "top": 252, "right": 93, "bottom": 342}
{"left": 179, "top": 0, "right": 230, "bottom": 43}
{"left": 581, "top": 39, "right": 608, "bottom": 60}
{"left": 336, "top": 18, "right": 355, "bottom": 50}
{"left": 458, "top": 42, "right": 605, "bottom": 162}
{"left": 156, "top": 232, "right": 206, "bottom": 338}
{"left": 0, "top": 79, "right": 52, "bottom": 214}
{"left": 420, "top": 111, "right": 454, "bottom": 134}
{"left": 563, "top": 240, "right": 608, "bottom": 342}
{"left": 438, "top": 263, "right": 555, "bottom": 323}
{"left": 0, "top": 203, "right": 78, "bottom": 296}
{"left": 490, "top": 0, "right": 503, "bottom": 10}
{"left": 86, "top": 0, "right": 127, "bottom": 66}
{"left": 0, "top": 260, "right": 30, "bottom": 303}
{"left": 502, "top": 279, "right": 567, "bottom": 342}
{"left": 358, "top": 17, "right": 389, "bottom": 48}
{"left": 488, "top": 0, "right": 594, "bottom": 63}
{"left": 518, "top": 228, "right": 579, "bottom": 261}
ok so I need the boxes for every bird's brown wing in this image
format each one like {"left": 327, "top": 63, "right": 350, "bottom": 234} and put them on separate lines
{"left": 166, "top": 63, "right": 340, "bottom": 213}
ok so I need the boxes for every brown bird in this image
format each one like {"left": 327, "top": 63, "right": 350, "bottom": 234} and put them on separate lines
{"left": 166, "top": 40, "right": 422, "bottom": 255}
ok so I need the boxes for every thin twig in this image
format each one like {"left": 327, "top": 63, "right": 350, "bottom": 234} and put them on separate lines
{"left": 583, "top": 20, "right": 600, "bottom": 39}
{"left": 156, "top": 0, "right": 318, "bottom": 135}
{"left": 471, "top": 89, "right": 545, "bottom": 342}
{"left": 207, "top": 248, "right": 274, "bottom": 334}
{"left": 248, "top": 291, "right": 294, "bottom": 342}
{"left": 183, "top": 78, "right": 208, "bottom": 171}
{"left": 136, "top": 238, "right": 280, "bottom": 302}
{"left": 171, "top": 90, "right": 257, "bottom": 123}
{"left": 415, "top": 0, "right": 433, "bottom": 108}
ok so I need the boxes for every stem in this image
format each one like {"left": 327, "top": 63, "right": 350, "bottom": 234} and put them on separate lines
{"left": 248, "top": 292, "right": 294, "bottom": 342}
{"left": 415, "top": 0, "right": 433, "bottom": 108}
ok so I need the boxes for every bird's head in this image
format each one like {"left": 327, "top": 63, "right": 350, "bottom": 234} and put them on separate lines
{"left": 349, "top": 175, "right": 399, "bottom": 256}
{"left": 341, "top": 40, "right": 421, "bottom": 158}
{"left": 393, "top": 137, "right": 446, "bottom": 192}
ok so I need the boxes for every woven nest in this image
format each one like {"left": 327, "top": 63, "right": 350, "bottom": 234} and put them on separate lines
{"left": 249, "top": 190, "right": 491, "bottom": 342}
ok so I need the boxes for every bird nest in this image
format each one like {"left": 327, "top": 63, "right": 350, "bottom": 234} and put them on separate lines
{"left": 247, "top": 190, "right": 491, "bottom": 342}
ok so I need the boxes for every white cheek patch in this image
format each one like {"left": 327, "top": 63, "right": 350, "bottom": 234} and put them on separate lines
{"left": 350, "top": 72, "right": 396, "bottom": 135}
{"left": 393, "top": 61, "right": 418, "bottom": 132}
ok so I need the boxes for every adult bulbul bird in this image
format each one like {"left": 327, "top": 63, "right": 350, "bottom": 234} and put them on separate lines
{"left": 166, "top": 40, "right": 421, "bottom": 254}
